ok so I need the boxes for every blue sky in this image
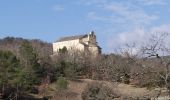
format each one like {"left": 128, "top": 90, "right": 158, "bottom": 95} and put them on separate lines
{"left": 0, "top": 0, "right": 170, "bottom": 53}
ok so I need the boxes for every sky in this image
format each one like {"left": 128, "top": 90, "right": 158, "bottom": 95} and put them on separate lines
{"left": 0, "top": 0, "right": 170, "bottom": 53}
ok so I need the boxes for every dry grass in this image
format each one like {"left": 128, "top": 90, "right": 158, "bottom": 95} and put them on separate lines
{"left": 39, "top": 79, "right": 162, "bottom": 100}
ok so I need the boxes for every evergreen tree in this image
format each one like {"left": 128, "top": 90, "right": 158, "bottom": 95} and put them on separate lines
{"left": 0, "top": 50, "right": 20, "bottom": 94}
{"left": 18, "top": 41, "right": 41, "bottom": 91}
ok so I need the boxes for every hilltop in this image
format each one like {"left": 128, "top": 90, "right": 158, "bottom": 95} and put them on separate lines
{"left": 1, "top": 34, "right": 170, "bottom": 100}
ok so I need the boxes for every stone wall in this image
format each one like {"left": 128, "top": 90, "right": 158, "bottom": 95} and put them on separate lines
{"left": 53, "top": 39, "right": 85, "bottom": 53}
{"left": 53, "top": 33, "right": 101, "bottom": 55}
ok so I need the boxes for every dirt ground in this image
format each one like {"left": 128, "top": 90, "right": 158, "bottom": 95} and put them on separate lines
{"left": 44, "top": 79, "right": 167, "bottom": 100}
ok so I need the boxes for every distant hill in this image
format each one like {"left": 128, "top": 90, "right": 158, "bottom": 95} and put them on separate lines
{"left": 0, "top": 37, "right": 53, "bottom": 58}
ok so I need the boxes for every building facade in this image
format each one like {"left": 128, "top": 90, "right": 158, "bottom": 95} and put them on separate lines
{"left": 53, "top": 31, "right": 101, "bottom": 55}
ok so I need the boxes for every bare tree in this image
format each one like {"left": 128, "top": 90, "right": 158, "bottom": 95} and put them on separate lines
{"left": 140, "top": 33, "right": 170, "bottom": 92}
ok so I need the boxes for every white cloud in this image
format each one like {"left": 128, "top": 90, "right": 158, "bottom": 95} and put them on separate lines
{"left": 137, "top": 0, "right": 166, "bottom": 5}
{"left": 77, "top": 0, "right": 169, "bottom": 53}
{"left": 80, "top": 0, "right": 166, "bottom": 6}
{"left": 53, "top": 5, "right": 65, "bottom": 12}
{"left": 151, "top": 24, "right": 170, "bottom": 33}
{"left": 107, "top": 24, "right": 170, "bottom": 53}
{"left": 80, "top": 0, "right": 167, "bottom": 25}
{"left": 103, "top": 2, "right": 158, "bottom": 25}
{"left": 87, "top": 12, "right": 107, "bottom": 21}
{"left": 78, "top": 0, "right": 108, "bottom": 6}
{"left": 85, "top": 1, "right": 159, "bottom": 27}
{"left": 107, "top": 27, "right": 146, "bottom": 49}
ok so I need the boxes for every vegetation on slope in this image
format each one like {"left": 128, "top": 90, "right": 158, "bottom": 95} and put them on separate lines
{"left": 1, "top": 33, "right": 170, "bottom": 100}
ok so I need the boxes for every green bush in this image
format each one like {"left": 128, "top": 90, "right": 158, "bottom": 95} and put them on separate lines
{"left": 55, "top": 61, "right": 77, "bottom": 79}
{"left": 56, "top": 77, "right": 68, "bottom": 89}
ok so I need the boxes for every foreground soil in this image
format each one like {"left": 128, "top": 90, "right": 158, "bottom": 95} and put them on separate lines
{"left": 41, "top": 79, "right": 168, "bottom": 100}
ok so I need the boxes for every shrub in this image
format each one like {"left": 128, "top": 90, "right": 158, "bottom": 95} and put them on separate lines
{"left": 56, "top": 77, "right": 68, "bottom": 89}
{"left": 81, "top": 82, "right": 120, "bottom": 100}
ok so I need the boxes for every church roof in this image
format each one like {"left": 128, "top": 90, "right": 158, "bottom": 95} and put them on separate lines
{"left": 56, "top": 34, "right": 87, "bottom": 42}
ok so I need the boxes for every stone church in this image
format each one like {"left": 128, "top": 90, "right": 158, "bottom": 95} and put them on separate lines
{"left": 53, "top": 31, "right": 101, "bottom": 55}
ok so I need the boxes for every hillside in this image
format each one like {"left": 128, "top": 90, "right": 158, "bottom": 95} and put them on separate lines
{"left": 1, "top": 36, "right": 170, "bottom": 100}
{"left": 0, "top": 37, "right": 52, "bottom": 57}
{"left": 41, "top": 79, "right": 168, "bottom": 100}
